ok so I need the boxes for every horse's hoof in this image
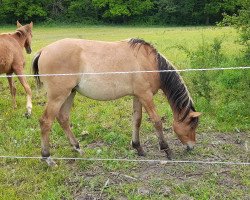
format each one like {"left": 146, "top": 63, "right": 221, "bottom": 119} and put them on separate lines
{"left": 24, "top": 112, "right": 31, "bottom": 119}
{"left": 164, "top": 149, "right": 173, "bottom": 160}
{"left": 131, "top": 141, "right": 146, "bottom": 156}
{"left": 42, "top": 157, "right": 58, "bottom": 167}
{"left": 137, "top": 148, "right": 146, "bottom": 157}
{"left": 73, "top": 147, "right": 84, "bottom": 156}
{"left": 77, "top": 149, "right": 84, "bottom": 156}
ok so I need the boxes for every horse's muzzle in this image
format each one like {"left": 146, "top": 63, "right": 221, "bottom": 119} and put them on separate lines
{"left": 186, "top": 141, "right": 195, "bottom": 151}
{"left": 186, "top": 145, "right": 194, "bottom": 151}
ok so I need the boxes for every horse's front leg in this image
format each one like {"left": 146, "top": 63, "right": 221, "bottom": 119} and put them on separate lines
{"left": 139, "top": 92, "right": 173, "bottom": 159}
{"left": 13, "top": 68, "right": 32, "bottom": 117}
{"left": 132, "top": 97, "right": 146, "bottom": 156}
{"left": 7, "top": 74, "right": 17, "bottom": 109}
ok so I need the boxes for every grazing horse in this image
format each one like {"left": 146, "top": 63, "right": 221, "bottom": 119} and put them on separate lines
{"left": 0, "top": 21, "right": 33, "bottom": 116}
{"left": 32, "top": 38, "right": 201, "bottom": 166}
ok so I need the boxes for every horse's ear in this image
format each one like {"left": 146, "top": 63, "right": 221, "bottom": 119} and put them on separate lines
{"left": 17, "top": 21, "right": 22, "bottom": 28}
{"left": 30, "top": 21, "right": 33, "bottom": 28}
{"left": 189, "top": 112, "right": 202, "bottom": 118}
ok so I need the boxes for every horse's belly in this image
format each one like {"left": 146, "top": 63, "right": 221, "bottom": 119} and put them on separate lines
{"left": 76, "top": 75, "right": 133, "bottom": 100}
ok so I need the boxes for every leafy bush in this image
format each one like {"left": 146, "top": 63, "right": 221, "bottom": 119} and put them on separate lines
{"left": 176, "top": 37, "right": 225, "bottom": 103}
{"left": 176, "top": 36, "right": 249, "bottom": 131}
{"left": 220, "top": 0, "right": 250, "bottom": 61}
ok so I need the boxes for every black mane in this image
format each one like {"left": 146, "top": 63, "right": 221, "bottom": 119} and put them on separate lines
{"left": 157, "top": 53, "right": 196, "bottom": 123}
{"left": 129, "top": 38, "right": 157, "bottom": 54}
{"left": 128, "top": 38, "right": 198, "bottom": 126}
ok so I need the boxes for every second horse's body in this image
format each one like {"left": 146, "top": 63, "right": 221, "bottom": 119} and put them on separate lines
{"left": 0, "top": 21, "right": 33, "bottom": 116}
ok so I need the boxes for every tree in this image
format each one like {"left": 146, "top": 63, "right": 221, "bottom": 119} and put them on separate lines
{"left": 67, "top": 0, "right": 98, "bottom": 23}
{"left": 92, "top": 0, "right": 154, "bottom": 23}
{"left": 0, "top": 0, "right": 47, "bottom": 23}
{"left": 44, "top": 0, "right": 71, "bottom": 20}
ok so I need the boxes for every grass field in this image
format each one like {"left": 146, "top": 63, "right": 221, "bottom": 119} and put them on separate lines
{"left": 0, "top": 25, "right": 249, "bottom": 199}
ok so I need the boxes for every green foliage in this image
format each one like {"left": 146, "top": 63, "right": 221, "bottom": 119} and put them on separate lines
{"left": 0, "top": 0, "right": 47, "bottom": 23}
{"left": 92, "top": 0, "right": 154, "bottom": 23}
{"left": 0, "top": 0, "right": 245, "bottom": 25}
{"left": 151, "top": 0, "right": 240, "bottom": 25}
{"left": 103, "top": 131, "right": 128, "bottom": 146}
{"left": 176, "top": 35, "right": 250, "bottom": 131}
{"left": 67, "top": 0, "right": 98, "bottom": 23}
{"left": 221, "top": 0, "right": 250, "bottom": 60}
{"left": 177, "top": 36, "right": 225, "bottom": 103}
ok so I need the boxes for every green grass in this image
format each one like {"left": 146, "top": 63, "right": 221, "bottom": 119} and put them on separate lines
{"left": 0, "top": 25, "right": 249, "bottom": 199}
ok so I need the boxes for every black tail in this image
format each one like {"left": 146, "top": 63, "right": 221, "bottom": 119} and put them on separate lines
{"left": 32, "top": 51, "right": 42, "bottom": 88}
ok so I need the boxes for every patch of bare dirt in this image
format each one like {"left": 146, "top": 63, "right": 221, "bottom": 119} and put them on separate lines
{"left": 66, "top": 131, "right": 249, "bottom": 199}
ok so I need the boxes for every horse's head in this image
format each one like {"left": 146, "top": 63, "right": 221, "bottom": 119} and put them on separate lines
{"left": 16, "top": 21, "right": 33, "bottom": 54}
{"left": 173, "top": 111, "right": 201, "bottom": 151}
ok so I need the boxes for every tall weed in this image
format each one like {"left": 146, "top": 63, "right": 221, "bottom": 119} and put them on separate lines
{"left": 176, "top": 36, "right": 249, "bottom": 131}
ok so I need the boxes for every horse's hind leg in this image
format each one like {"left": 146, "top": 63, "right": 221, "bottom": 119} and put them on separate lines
{"left": 132, "top": 97, "right": 145, "bottom": 156}
{"left": 7, "top": 75, "right": 17, "bottom": 109}
{"left": 13, "top": 68, "right": 32, "bottom": 117}
{"left": 138, "top": 92, "right": 172, "bottom": 159}
{"left": 40, "top": 91, "right": 71, "bottom": 166}
{"left": 56, "top": 91, "right": 83, "bottom": 155}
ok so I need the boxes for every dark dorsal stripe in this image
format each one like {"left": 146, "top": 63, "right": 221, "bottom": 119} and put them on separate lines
{"left": 129, "top": 38, "right": 157, "bottom": 56}
{"left": 128, "top": 38, "right": 197, "bottom": 125}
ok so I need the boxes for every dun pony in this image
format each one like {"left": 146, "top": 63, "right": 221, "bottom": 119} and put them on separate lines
{"left": 33, "top": 38, "right": 201, "bottom": 166}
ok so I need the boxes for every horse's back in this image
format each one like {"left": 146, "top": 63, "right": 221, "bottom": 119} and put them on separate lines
{"left": 39, "top": 38, "right": 156, "bottom": 73}
{"left": 38, "top": 38, "right": 160, "bottom": 100}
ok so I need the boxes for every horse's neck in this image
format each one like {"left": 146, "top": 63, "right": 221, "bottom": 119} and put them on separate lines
{"left": 11, "top": 33, "right": 25, "bottom": 48}
{"left": 170, "top": 103, "right": 187, "bottom": 122}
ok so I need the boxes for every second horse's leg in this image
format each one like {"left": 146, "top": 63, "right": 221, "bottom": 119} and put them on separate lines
{"left": 14, "top": 68, "right": 32, "bottom": 117}
{"left": 7, "top": 74, "right": 17, "bottom": 109}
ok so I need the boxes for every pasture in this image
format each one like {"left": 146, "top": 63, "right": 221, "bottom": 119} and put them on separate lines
{"left": 0, "top": 26, "right": 249, "bottom": 199}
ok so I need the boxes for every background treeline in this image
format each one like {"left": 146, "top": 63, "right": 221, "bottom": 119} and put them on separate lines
{"left": 0, "top": 0, "right": 245, "bottom": 25}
